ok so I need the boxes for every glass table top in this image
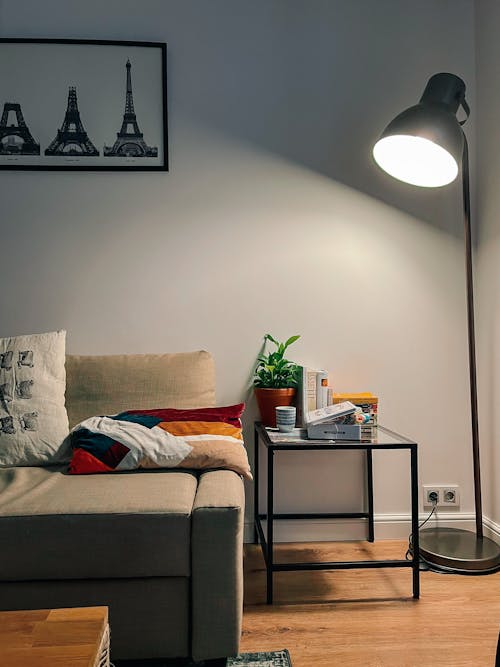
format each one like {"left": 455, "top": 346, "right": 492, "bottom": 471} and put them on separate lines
{"left": 258, "top": 424, "right": 416, "bottom": 448}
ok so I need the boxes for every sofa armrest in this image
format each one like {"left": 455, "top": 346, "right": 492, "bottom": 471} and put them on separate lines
{"left": 191, "top": 469, "right": 245, "bottom": 662}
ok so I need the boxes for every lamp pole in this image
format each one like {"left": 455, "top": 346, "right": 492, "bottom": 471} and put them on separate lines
{"left": 461, "top": 136, "right": 483, "bottom": 539}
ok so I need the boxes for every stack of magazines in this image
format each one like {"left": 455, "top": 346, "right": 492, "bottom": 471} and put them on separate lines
{"left": 306, "top": 401, "right": 375, "bottom": 441}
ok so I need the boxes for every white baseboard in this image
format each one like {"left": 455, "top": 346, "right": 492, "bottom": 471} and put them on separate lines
{"left": 243, "top": 511, "right": 484, "bottom": 543}
{"left": 483, "top": 515, "right": 500, "bottom": 539}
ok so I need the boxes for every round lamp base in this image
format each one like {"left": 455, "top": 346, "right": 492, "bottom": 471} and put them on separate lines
{"left": 419, "top": 527, "right": 500, "bottom": 574}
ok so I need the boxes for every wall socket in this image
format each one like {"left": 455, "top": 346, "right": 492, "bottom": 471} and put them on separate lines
{"left": 423, "top": 485, "right": 460, "bottom": 507}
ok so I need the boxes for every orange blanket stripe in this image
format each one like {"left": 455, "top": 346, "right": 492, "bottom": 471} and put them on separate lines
{"left": 158, "top": 420, "right": 243, "bottom": 440}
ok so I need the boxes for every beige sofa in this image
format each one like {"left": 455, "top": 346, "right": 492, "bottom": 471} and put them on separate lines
{"left": 0, "top": 351, "right": 245, "bottom": 665}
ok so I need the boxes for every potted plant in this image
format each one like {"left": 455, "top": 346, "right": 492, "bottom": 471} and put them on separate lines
{"left": 254, "top": 333, "right": 300, "bottom": 427}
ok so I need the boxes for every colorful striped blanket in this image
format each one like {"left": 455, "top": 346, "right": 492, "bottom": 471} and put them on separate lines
{"left": 69, "top": 404, "right": 252, "bottom": 479}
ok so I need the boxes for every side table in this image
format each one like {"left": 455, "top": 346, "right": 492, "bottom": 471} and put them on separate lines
{"left": 254, "top": 422, "right": 419, "bottom": 603}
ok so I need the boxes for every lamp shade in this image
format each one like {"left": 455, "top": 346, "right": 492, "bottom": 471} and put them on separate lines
{"left": 373, "top": 73, "right": 466, "bottom": 187}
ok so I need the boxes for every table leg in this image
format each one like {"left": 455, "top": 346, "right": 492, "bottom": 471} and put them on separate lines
{"left": 366, "top": 448, "right": 375, "bottom": 542}
{"left": 253, "top": 425, "right": 259, "bottom": 544}
{"left": 410, "top": 445, "right": 420, "bottom": 599}
{"left": 266, "top": 447, "right": 274, "bottom": 604}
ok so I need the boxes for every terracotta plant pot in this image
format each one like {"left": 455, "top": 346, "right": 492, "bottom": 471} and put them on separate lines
{"left": 254, "top": 387, "right": 296, "bottom": 428}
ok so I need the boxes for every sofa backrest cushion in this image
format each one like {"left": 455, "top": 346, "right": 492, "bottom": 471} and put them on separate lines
{"left": 65, "top": 351, "right": 215, "bottom": 428}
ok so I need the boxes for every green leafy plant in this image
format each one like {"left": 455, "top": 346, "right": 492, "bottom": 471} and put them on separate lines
{"left": 253, "top": 333, "right": 301, "bottom": 388}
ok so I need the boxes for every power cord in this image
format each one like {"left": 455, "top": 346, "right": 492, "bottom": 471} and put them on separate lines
{"left": 405, "top": 498, "right": 437, "bottom": 565}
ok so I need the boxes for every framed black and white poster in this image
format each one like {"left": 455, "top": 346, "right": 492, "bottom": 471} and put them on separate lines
{"left": 0, "top": 38, "right": 168, "bottom": 171}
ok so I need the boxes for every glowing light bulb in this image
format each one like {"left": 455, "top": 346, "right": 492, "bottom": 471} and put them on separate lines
{"left": 373, "top": 134, "right": 458, "bottom": 187}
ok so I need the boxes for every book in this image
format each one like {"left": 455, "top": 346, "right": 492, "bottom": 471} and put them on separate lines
{"left": 307, "top": 422, "right": 362, "bottom": 440}
{"left": 307, "top": 422, "right": 376, "bottom": 440}
{"left": 265, "top": 427, "right": 309, "bottom": 443}
{"left": 316, "top": 371, "right": 328, "bottom": 409}
{"left": 296, "top": 366, "right": 322, "bottom": 427}
{"left": 305, "top": 400, "right": 356, "bottom": 426}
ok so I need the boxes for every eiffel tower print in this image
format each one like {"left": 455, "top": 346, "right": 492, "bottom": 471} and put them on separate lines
{"left": 0, "top": 103, "right": 40, "bottom": 155}
{"left": 45, "top": 87, "right": 99, "bottom": 156}
{"left": 104, "top": 59, "right": 158, "bottom": 158}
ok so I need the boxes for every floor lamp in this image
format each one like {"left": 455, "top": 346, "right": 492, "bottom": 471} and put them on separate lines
{"left": 372, "top": 72, "right": 500, "bottom": 573}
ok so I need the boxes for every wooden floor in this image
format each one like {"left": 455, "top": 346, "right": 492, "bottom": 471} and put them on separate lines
{"left": 241, "top": 541, "right": 500, "bottom": 667}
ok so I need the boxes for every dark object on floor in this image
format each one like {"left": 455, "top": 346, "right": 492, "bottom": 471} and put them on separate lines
{"left": 113, "top": 649, "right": 292, "bottom": 667}
{"left": 419, "top": 527, "right": 500, "bottom": 574}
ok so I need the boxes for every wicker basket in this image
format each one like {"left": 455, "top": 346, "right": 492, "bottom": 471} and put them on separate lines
{"left": 94, "top": 624, "right": 110, "bottom": 667}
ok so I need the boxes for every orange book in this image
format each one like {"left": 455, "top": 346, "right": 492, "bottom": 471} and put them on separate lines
{"left": 332, "top": 392, "right": 378, "bottom": 405}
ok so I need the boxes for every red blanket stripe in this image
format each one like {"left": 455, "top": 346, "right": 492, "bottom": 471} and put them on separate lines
{"left": 122, "top": 403, "right": 245, "bottom": 428}
{"left": 69, "top": 449, "right": 114, "bottom": 474}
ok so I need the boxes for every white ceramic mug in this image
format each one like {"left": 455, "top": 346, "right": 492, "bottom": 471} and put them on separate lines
{"left": 275, "top": 405, "right": 296, "bottom": 432}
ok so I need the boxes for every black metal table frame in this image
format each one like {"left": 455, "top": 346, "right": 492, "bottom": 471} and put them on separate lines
{"left": 253, "top": 422, "right": 420, "bottom": 604}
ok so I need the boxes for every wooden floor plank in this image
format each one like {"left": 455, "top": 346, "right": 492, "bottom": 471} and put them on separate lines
{"left": 242, "top": 541, "right": 500, "bottom": 667}
{"left": 0, "top": 606, "right": 107, "bottom": 667}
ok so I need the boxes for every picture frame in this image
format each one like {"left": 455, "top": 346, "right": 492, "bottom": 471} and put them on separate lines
{"left": 0, "top": 38, "right": 168, "bottom": 171}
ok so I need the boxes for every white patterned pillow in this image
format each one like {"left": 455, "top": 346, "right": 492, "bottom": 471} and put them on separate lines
{"left": 0, "top": 330, "right": 69, "bottom": 466}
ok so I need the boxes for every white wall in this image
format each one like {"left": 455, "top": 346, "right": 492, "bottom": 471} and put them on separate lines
{"left": 0, "top": 0, "right": 477, "bottom": 538}
{"left": 475, "top": 0, "right": 500, "bottom": 528}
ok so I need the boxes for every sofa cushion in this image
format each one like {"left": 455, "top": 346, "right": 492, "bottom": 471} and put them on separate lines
{"left": 0, "top": 466, "right": 197, "bottom": 581}
{"left": 0, "top": 330, "right": 69, "bottom": 466}
{"left": 65, "top": 350, "right": 216, "bottom": 428}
